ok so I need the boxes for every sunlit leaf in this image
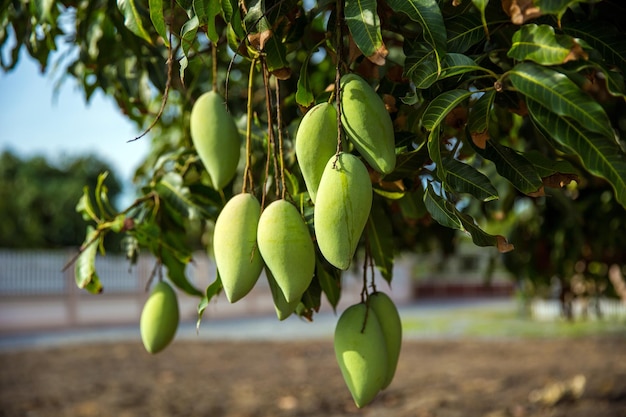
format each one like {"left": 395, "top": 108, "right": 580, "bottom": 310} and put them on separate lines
{"left": 468, "top": 90, "right": 495, "bottom": 149}
{"left": 196, "top": 275, "right": 222, "bottom": 331}
{"left": 180, "top": 15, "right": 199, "bottom": 58}
{"left": 423, "top": 183, "right": 463, "bottom": 230}
{"left": 345, "top": 0, "right": 387, "bottom": 65}
{"left": 161, "top": 248, "right": 202, "bottom": 296}
{"left": 154, "top": 172, "right": 203, "bottom": 221}
{"left": 117, "top": 0, "right": 153, "bottom": 45}
{"left": 412, "top": 53, "right": 485, "bottom": 90}
{"left": 75, "top": 226, "right": 103, "bottom": 294}
{"left": 149, "top": 0, "right": 169, "bottom": 46}
{"left": 508, "top": 62, "right": 614, "bottom": 140}
{"left": 508, "top": 24, "right": 587, "bottom": 65}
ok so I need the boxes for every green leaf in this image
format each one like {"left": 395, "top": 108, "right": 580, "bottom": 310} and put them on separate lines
{"left": 154, "top": 172, "right": 202, "bottom": 221}
{"left": 508, "top": 24, "right": 586, "bottom": 66}
{"left": 468, "top": 90, "right": 495, "bottom": 143}
{"left": 527, "top": 98, "right": 626, "bottom": 208}
{"left": 443, "top": 158, "right": 499, "bottom": 202}
{"left": 397, "top": 190, "right": 427, "bottom": 220}
{"left": 296, "top": 50, "right": 315, "bottom": 107}
{"left": 423, "top": 183, "right": 463, "bottom": 230}
{"left": 412, "top": 53, "right": 485, "bottom": 89}
{"left": 161, "top": 249, "right": 203, "bottom": 296}
{"left": 344, "top": 0, "right": 387, "bottom": 65}
{"left": 75, "top": 226, "right": 103, "bottom": 294}
{"left": 367, "top": 201, "right": 394, "bottom": 284}
{"left": 508, "top": 62, "right": 614, "bottom": 140}
{"left": 455, "top": 209, "right": 514, "bottom": 253}
{"left": 446, "top": 13, "right": 485, "bottom": 54}
{"left": 180, "top": 15, "right": 199, "bottom": 58}
{"left": 523, "top": 150, "right": 578, "bottom": 178}
{"left": 264, "top": 34, "right": 291, "bottom": 79}
{"left": 535, "top": 0, "right": 599, "bottom": 22}
{"left": 386, "top": 0, "right": 446, "bottom": 72}
{"left": 471, "top": 0, "right": 489, "bottom": 38}
{"left": 403, "top": 41, "right": 436, "bottom": 80}
{"left": 316, "top": 260, "right": 341, "bottom": 311}
{"left": 475, "top": 139, "right": 544, "bottom": 195}
{"left": 76, "top": 186, "right": 98, "bottom": 222}
{"left": 428, "top": 127, "right": 444, "bottom": 181}
{"left": 197, "top": 276, "right": 223, "bottom": 331}
{"left": 149, "top": 0, "right": 169, "bottom": 46}
{"left": 117, "top": 0, "right": 153, "bottom": 45}
{"left": 422, "top": 89, "right": 473, "bottom": 131}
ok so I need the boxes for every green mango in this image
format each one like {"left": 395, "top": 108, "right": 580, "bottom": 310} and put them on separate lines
{"left": 340, "top": 74, "right": 396, "bottom": 174}
{"left": 257, "top": 199, "right": 315, "bottom": 303}
{"left": 314, "top": 153, "right": 372, "bottom": 270}
{"left": 190, "top": 90, "right": 241, "bottom": 190}
{"left": 369, "top": 291, "right": 402, "bottom": 389}
{"left": 266, "top": 267, "right": 300, "bottom": 320}
{"left": 213, "top": 193, "right": 264, "bottom": 303}
{"left": 295, "top": 102, "right": 338, "bottom": 203}
{"left": 140, "top": 281, "right": 179, "bottom": 354}
{"left": 334, "top": 303, "right": 388, "bottom": 408}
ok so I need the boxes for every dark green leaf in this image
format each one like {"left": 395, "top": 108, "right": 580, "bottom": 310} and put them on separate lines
{"left": 296, "top": 50, "right": 315, "bottom": 107}
{"left": 196, "top": 275, "right": 223, "bottom": 331}
{"left": 468, "top": 90, "right": 495, "bottom": 139}
{"left": 508, "top": 62, "right": 614, "bottom": 140}
{"left": 455, "top": 209, "right": 514, "bottom": 253}
{"left": 428, "top": 127, "right": 444, "bottom": 180}
{"left": 475, "top": 139, "right": 543, "bottom": 195}
{"left": 422, "top": 89, "right": 473, "bottom": 131}
{"left": 397, "top": 189, "right": 427, "bottom": 220}
{"left": 536, "top": 0, "right": 598, "bottom": 21}
{"left": 471, "top": 0, "right": 489, "bottom": 38}
{"left": 523, "top": 150, "right": 578, "bottom": 178}
{"left": 367, "top": 201, "right": 394, "bottom": 284}
{"left": 75, "top": 226, "right": 103, "bottom": 294}
{"left": 412, "top": 53, "right": 485, "bottom": 89}
{"left": 423, "top": 183, "right": 463, "bottom": 230}
{"left": 508, "top": 24, "right": 586, "bottom": 65}
{"left": 316, "top": 260, "right": 341, "bottom": 311}
{"left": 446, "top": 13, "right": 485, "bottom": 54}
{"left": 527, "top": 98, "right": 626, "bottom": 207}
{"left": 117, "top": 0, "right": 153, "bottom": 44}
{"left": 386, "top": 0, "right": 446, "bottom": 72}
{"left": 154, "top": 172, "right": 202, "bottom": 221}
{"left": 264, "top": 35, "right": 291, "bottom": 79}
{"left": 564, "top": 21, "right": 626, "bottom": 74}
{"left": 149, "top": 0, "right": 169, "bottom": 46}
{"left": 161, "top": 249, "right": 203, "bottom": 296}
{"left": 345, "top": 0, "right": 386, "bottom": 64}
{"left": 443, "top": 158, "right": 499, "bottom": 202}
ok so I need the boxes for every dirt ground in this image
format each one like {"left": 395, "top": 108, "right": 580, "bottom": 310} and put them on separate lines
{"left": 1, "top": 336, "right": 625, "bottom": 417}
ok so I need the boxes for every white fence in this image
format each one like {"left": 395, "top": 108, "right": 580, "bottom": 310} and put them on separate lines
{"left": 531, "top": 298, "right": 626, "bottom": 321}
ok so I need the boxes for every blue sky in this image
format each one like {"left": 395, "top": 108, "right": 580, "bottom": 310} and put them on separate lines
{"left": 0, "top": 52, "right": 150, "bottom": 204}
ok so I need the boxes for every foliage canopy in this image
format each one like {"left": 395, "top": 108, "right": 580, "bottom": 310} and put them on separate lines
{"left": 3, "top": 0, "right": 626, "bottom": 311}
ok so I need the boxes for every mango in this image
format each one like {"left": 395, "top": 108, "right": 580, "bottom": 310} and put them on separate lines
{"left": 340, "top": 74, "right": 396, "bottom": 174}
{"left": 314, "top": 153, "right": 372, "bottom": 270}
{"left": 266, "top": 268, "right": 300, "bottom": 320}
{"left": 295, "top": 102, "right": 338, "bottom": 203}
{"left": 190, "top": 90, "right": 241, "bottom": 190}
{"left": 140, "top": 281, "right": 179, "bottom": 354}
{"left": 213, "top": 193, "right": 264, "bottom": 303}
{"left": 369, "top": 291, "right": 402, "bottom": 389}
{"left": 334, "top": 303, "right": 388, "bottom": 408}
{"left": 257, "top": 199, "right": 315, "bottom": 303}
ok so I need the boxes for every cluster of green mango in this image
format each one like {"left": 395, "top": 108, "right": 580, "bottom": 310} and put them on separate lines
{"left": 334, "top": 292, "right": 402, "bottom": 408}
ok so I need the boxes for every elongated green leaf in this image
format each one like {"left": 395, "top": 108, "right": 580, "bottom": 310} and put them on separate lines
{"left": 386, "top": 0, "right": 446, "bottom": 72}
{"left": 523, "top": 150, "right": 578, "bottom": 178}
{"left": 475, "top": 140, "right": 543, "bottom": 195}
{"left": 428, "top": 127, "right": 444, "bottom": 180}
{"left": 149, "top": 0, "right": 169, "bottom": 46}
{"left": 367, "top": 201, "right": 394, "bottom": 284}
{"left": 316, "top": 260, "right": 341, "bottom": 311}
{"left": 76, "top": 186, "right": 98, "bottom": 222}
{"left": 194, "top": 0, "right": 221, "bottom": 43}
{"left": 264, "top": 34, "right": 291, "bottom": 79}
{"left": 75, "top": 226, "right": 103, "bottom": 294}
{"left": 508, "top": 24, "right": 586, "bottom": 65}
{"left": 197, "top": 276, "right": 222, "bottom": 331}
{"left": 403, "top": 41, "right": 436, "bottom": 80}
{"left": 508, "top": 62, "right": 614, "bottom": 140}
{"left": 180, "top": 15, "right": 199, "bottom": 58}
{"left": 535, "top": 0, "right": 598, "bottom": 21}
{"left": 412, "top": 53, "right": 484, "bottom": 89}
{"left": 423, "top": 183, "right": 463, "bottom": 230}
{"left": 397, "top": 189, "right": 427, "bottom": 220}
{"left": 161, "top": 249, "right": 203, "bottom": 296}
{"left": 384, "top": 143, "right": 430, "bottom": 181}
{"left": 455, "top": 209, "right": 514, "bottom": 253}
{"left": 345, "top": 0, "right": 386, "bottom": 65}
{"left": 563, "top": 22, "right": 626, "bottom": 75}
{"left": 422, "top": 89, "right": 473, "bottom": 131}
{"left": 154, "top": 172, "right": 203, "bottom": 221}
{"left": 527, "top": 98, "right": 626, "bottom": 208}
{"left": 296, "top": 50, "right": 315, "bottom": 107}
{"left": 446, "top": 13, "right": 485, "bottom": 54}
{"left": 468, "top": 90, "right": 495, "bottom": 144}
{"left": 117, "top": 0, "right": 153, "bottom": 44}
{"left": 443, "top": 158, "right": 499, "bottom": 201}
{"left": 471, "top": 0, "right": 489, "bottom": 38}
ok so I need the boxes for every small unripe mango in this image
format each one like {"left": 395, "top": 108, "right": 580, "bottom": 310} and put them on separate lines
{"left": 340, "top": 74, "right": 396, "bottom": 174}
{"left": 257, "top": 199, "right": 315, "bottom": 303}
{"left": 190, "top": 91, "right": 241, "bottom": 190}
{"left": 140, "top": 281, "right": 179, "bottom": 354}
{"left": 295, "top": 102, "right": 338, "bottom": 203}
{"left": 213, "top": 193, "right": 264, "bottom": 303}
{"left": 369, "top": 291, "right": 402, "bottom": 389}
{"left": 334, "top": 303, "right": 388, "bottom": 408}
{"left": 314, "top": 153, "right": 373, "bottom": 270}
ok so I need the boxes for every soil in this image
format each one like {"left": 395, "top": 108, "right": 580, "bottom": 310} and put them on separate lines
{"left": 1, "top": 336, "right": 625, "bottom": 417}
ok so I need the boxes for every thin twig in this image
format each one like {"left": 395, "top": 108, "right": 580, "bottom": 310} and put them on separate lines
{"left": 242, "top": 58, "right": 257, "bottom": 194}
{"left": 333, "top": 0, "right": 345, "bottom": 168}
{"left": 275, "top": 80, "right": 286, "bottom": 200}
